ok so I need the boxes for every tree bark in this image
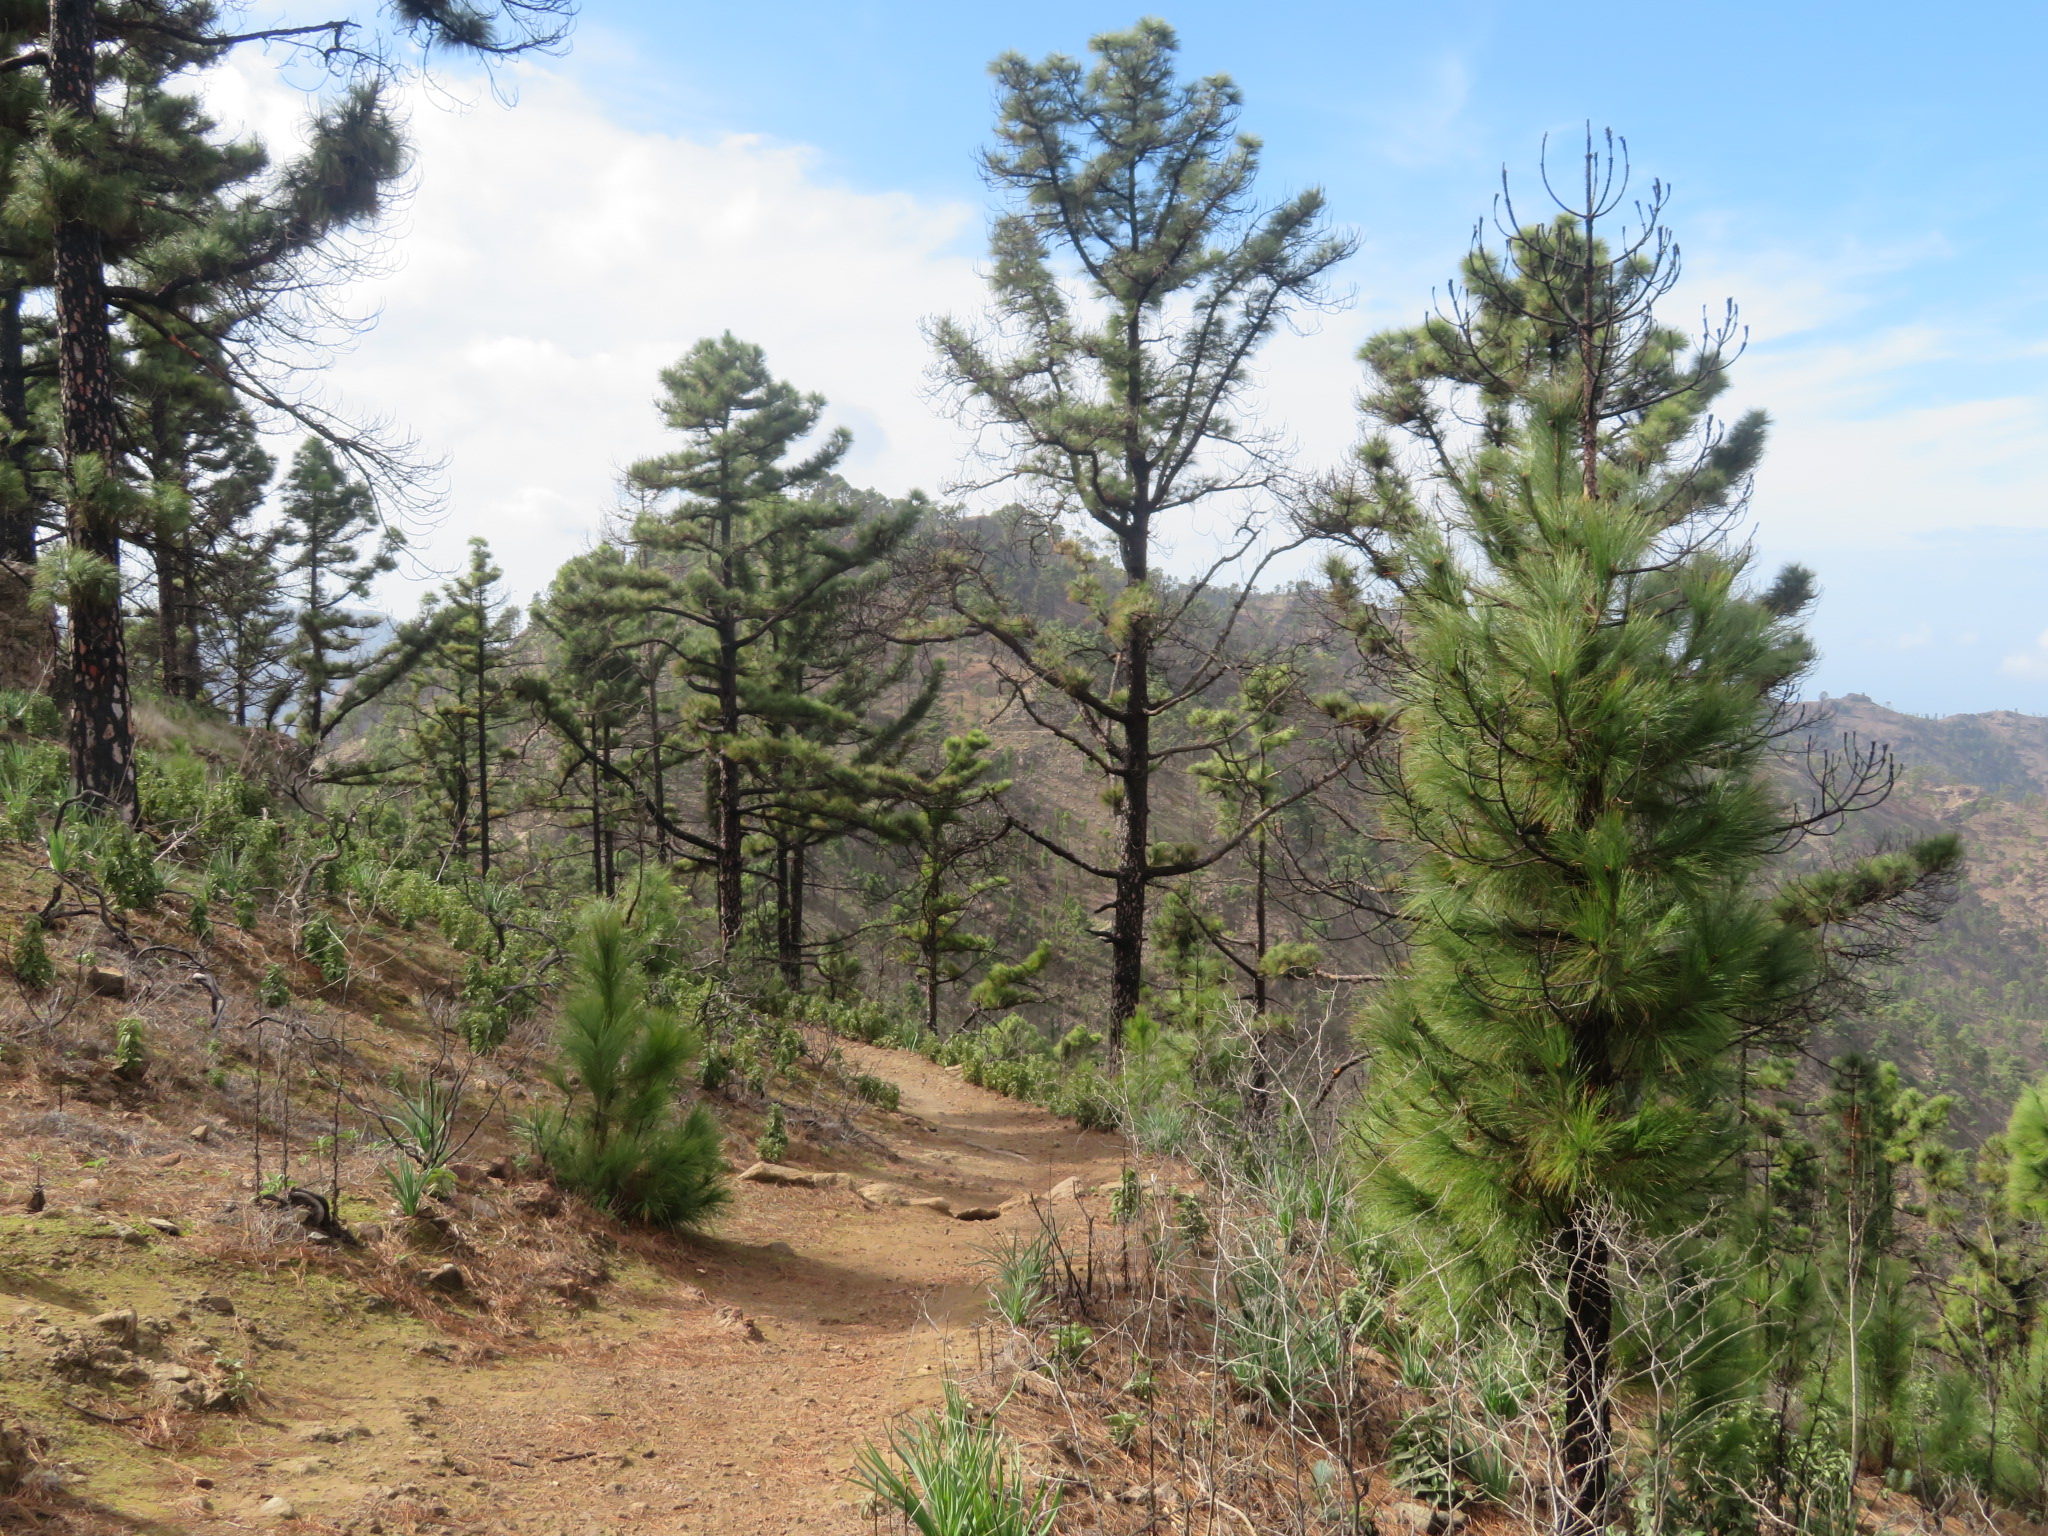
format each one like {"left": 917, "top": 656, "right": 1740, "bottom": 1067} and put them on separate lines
{"left": 1561, "top": 1205, "right": 1613, "bottom": 1533}
{"left": 0, "top": 283, "right": 34, "bottom": 564}
{"left": 50, "top": 0, "right": 137, "bottom": 818}
{"left": 1108, "top": 594, "right": 1151, "bottom": 1038}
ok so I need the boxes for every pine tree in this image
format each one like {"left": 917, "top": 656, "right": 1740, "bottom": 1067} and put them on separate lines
{"left": 278, "top": 440, "right": 396, "bottom": 742}
{"left": 1190, "top": 665, "right": 1312, "bottom": 1015}
{"left": 886, "top": 729, "right": 1015, "bottom": 1037}
{"left": 408, "top": 538, "right": 521, "bottom": 885}
{"left": 19, "top": 0, "right": 566, "bottom": 813}
{"left": 195, "top": 521, "right": 292, "bottom": 728}
{"left": 931, "top": 21, "right": 1360, "bottom": 1036}
{"left": 623, "top": 337, "right": 922, "bottom": 964}
{"left": 533, "top": 545, "right": 652, "bottom": 897}
{"left": 525, "top": 903, "right": 729, "bottom": 1231}
{"left": 1331, "top": 138, "right": 1961, "bottom": 1527}
{"left": 126, "top": 326, "right": 274, "bottom": 703}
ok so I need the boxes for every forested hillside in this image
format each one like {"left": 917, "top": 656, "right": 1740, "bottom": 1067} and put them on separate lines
{"left": 5, "top": 9, "right": 2048, "bottom": 1536}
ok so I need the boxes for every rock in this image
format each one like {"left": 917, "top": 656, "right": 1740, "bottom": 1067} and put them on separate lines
{"left": 189, "top": 1123, "right": 213, "bottom": 1143}
{"left": 87, "top": 1309, "right": 137, "bottom": 1344}
{"left": 909, "top": 1196, "right": 953, "bottom": 1216}
{"left": 760, "top": 1240, "right": 796, "bottom": 1258}
{"left": 153, "top": 1152, "right": 182, "bottom": 1168}
{"left": 194, "top": 1293, "right": 236, "bottom": 1317}
{"left": 714, "top": 1306, "right": 765, "bottom": 1342}
{"left": 145, "top": 1216, "right": 180, "bottom": 1235}
{"left": 857, "top": 1182, "right": 909, "bottom": 1206}
{"left": 1047, "top": 1176, "right": 1085, "bottom": 1201}
{"left": 1386, "top": 1502, "right": 1435, "bottom": 1533}
{"left": 297, "top": 1420, "right": 372, "bottom": 1444}
{"left": 275, "top": 1456, "right": 330, "bottom": 1476}
{"left": 953, "top": 1206, "right": 1002, "bottom": 1222}
{"left": 420, "top": 1263, "right": 467, "bottom": 1293}
{"left": 1015, "top": 1371, "right": 1059, "bottom": 1399}
{"left": 736, "top": 1162, "right": 851, "bottom": 1189}
{"left": 356, "top": 1223, "right": 385, "bottom": 1245}
{"left": 85, "top": 964, "right": 127, "bottom": 998}
{"left": 998, "top": 1193, "right": 1032, "bottom": 1212}
{"left": 257, "top": 1494, "right": 297, "bottom": 1519}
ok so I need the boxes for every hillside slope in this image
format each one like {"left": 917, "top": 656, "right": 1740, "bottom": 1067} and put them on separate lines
{"left": 2, "top": 1037, "right": 1129, "bottom": 1534}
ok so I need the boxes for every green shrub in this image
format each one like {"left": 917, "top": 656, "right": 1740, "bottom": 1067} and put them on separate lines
{"left": 523, "top": 904, "right": 728, "bottom": 1230}
{"left": 852, "top": 1073, "right": 901, "bottom": 1111}
{"left": 11, "top": 918, "right": 51, "bottom": 991}
{"left": 755, "top": 1103, "right": 789, "bottom": 1163}
{"left": 0, "top": 688, "right": 61, "bottom": 739}
{"left": 258, "top": 963, "right": 290, "bottom": 1010}
{"left": 302, "top": 915, "right": 348, "bottom": 987}
{"left": 852, "top": 1383, "right": 1061, "bottom": 1536}
{"left": 100, "top": 825, "right": 165, "bottom": 911}
{"left": 187, "top": 894, "right": 211, "bottom": 943}
{"left": 112, "top": 1017, "right": 147, "bottom": 1080}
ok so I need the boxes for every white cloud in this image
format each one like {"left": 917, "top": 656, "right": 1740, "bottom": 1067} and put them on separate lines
{"left": 204, "top": 62, "right": 988, "bottom": 608}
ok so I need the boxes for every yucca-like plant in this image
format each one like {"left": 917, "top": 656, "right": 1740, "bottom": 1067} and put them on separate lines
{"left": 525, "top": 904, "right": 728, "bottom": 1231}
{"left": 853, "top": 1384, "right": 1061, "bottom": 1536}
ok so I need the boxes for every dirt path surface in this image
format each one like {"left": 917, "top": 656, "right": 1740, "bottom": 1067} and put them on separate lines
{"left": 9, "top": 1043, "right": 1126, "bottom": 1535}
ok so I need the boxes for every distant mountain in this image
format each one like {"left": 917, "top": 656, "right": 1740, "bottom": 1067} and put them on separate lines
{"left": 1813, "top": 696, "right": 2048, "bottom": 1135}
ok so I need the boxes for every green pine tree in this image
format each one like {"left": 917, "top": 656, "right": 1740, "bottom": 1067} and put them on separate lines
{"left": 278, "top": 440, "right": 397, "bottom": 742}
{"left": 931, "top": 20, "right": 1361, "bottom": 1036}
{"left": 622, "top": 337, "right": 923, "bottom": 966}
{"left": 1332, "top": 138, "right": 1961, "bottom": 1527}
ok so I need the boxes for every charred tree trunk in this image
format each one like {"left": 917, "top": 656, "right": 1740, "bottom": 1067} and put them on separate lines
{"left": 50, "top": 0, "right": 136, "bottom": 818}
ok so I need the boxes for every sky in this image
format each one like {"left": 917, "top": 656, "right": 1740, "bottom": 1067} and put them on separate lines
{"left": 204, "top": 0, "right": 2048, "bottom": 717}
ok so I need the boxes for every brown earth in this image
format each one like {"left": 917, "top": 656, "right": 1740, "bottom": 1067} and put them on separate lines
{"left": 1, "top": 1041, "right": 1128, "bottom": 1535}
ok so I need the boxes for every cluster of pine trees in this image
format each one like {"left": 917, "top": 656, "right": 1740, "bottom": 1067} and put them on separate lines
{"left": 16, "top": 12, "right": 2048, "bottom": 1528}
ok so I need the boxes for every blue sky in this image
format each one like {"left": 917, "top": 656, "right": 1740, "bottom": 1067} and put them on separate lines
{"left": 229, "top": 1, "right": 2048, "bottom": 716}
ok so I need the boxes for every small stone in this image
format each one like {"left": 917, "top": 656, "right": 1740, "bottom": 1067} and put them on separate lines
{"left": 761, "top": 1240, "right": 796, "bottom": 1257}
{"left": 857, "top": 1182, "right": 908, "bottom": 1206}
{"left": 194, "top": 1293, "right": 236, "bottom": 1317}
{"left": 145, "top": 1216, "right": 180, "bottom": 1235}
{"left": 297, "top": 1420, "right": 371, "bottom": 1443}
{"left": 356, "top": 1223, "right": 384, "bottom": 1245}
{"left": 909, "top": 1196, "right": 953, "bottom": 1216}
{"left": 626, "top": 1501, "right": 649, "bottom": 1517}
{"left": 1047, "top": 1176, "right": 1084, "bottom": 1201}
{"left": 275, "top": 1456, "right": 329, "bottom": 1476}
{"left": 85, "top": 964, "right": 127, "bottom": 998}
{"left": 192, "top": 1476, "right": 214, "bottom": 1489}
{"left": 257, "top": 1494, "right": 297, "bottom": 1519}
{"left": 421, "top": 1263, "right": 466, "bottom": 1293}
{"left": 953, "top": 1206, "right": 1001, "bottom": 1222}
{"left": 153, "top": 1153, "right": 182, "bottom": 1168}
{"left": 1387, "top": 1502, "right": 1434, "bottom": 1533}
{"left": 88, "top": 1309, "right": 137, "bottom": 1344}
{"left": 998, "top": 1193, "right": 1031, "bottom": 1212}
{"left": 189, "top": 1124, "right": 213, "bottom": 1144}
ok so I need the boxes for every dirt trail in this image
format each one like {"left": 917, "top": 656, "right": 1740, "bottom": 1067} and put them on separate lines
{"left": 11, "top": 1042, "right": 1126, "bottom": 1535}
